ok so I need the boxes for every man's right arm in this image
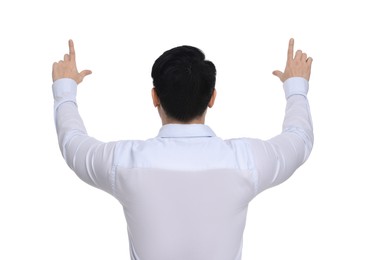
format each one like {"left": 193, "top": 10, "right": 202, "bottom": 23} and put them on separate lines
{"left": 249, "top": 39, "right": 314, "bottom": 193}
{"left": 251, "top": 77, "right": 313, "bottom": 193}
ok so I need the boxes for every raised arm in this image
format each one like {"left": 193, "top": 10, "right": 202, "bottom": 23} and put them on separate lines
{"left": 52, "top": 40, "right": 115, "bottom": 194}
{"left": 250, "top": 38, "right": 314, "bottom": 193}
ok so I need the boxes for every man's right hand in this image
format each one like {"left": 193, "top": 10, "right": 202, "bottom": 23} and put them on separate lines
{"left": 273, "top": 38, "right": 312, "bottom": 82}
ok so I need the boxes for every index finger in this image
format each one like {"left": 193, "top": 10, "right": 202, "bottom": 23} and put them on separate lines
{"left": 287, "top": 38, "right": 294, "bottom": 61}
{"left": 69, "top": 39, "right": 75, "bottom": 61}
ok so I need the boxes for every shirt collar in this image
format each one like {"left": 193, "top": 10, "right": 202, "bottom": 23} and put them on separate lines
{"left": 157, "top": 124, "right": 216, "bottom": 138}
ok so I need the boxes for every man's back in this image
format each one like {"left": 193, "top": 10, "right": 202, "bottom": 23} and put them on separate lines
{"left": 113, "top": 125, "right": 256, "bottom": 260}
{"left": 119, "top": 168, "right": 252, "bottom": 260}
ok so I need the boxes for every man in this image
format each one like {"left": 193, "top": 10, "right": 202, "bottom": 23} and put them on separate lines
{"left": 52, "top": 38, "right": 313, "bottom": 260}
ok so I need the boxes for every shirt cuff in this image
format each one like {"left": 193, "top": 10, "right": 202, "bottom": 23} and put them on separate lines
{"left": 52, "top": 78, "right": 78, "bottom": 110}
{"left": 283, "top": 77, "right": 309, "bottom": 99}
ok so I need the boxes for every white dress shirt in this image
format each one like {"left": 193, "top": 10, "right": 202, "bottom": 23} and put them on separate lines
{"left": 53, "top": 77, "right": 313, "bottom": 260}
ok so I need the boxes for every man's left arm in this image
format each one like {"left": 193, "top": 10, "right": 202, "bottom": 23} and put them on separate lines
{"left": 52, "top": 40, "right": 115, "bottom": 193}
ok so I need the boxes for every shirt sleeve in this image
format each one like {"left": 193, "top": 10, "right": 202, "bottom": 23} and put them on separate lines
{"left": 248, "top": 77, "right": 314, "bottom": 194}
{"left": 52, "top": 78, "right": 116, "bottom": 194}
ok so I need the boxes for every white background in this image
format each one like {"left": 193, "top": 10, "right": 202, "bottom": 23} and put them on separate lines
{"left": 1, "top": 0, "right": 373, "bottom": 259}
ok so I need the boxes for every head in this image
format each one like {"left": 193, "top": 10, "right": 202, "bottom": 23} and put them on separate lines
{"left": 151, "top": 45, "right": 217, "bottom": 124}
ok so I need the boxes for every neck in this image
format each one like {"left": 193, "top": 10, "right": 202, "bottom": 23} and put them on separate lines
{"left": 162, "top": 116, "right": 205, "bottom": 125}
{"left": 157, "top": 106, "right": 207, "bottom": 125}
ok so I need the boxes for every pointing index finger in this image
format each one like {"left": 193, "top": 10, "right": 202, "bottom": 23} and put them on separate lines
{"left": 287, "top": 38, "right": 294, "bottom": 61}
{"left": 69, "top": 39, "right": 75, "bottom": 61}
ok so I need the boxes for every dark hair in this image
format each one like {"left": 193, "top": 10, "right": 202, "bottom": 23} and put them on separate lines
{"left": 151, "top": 45, "right": 216, "bottom": 122}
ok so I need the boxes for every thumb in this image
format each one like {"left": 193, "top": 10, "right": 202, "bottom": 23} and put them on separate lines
{"left": 272, "top": 70, "right": 282, "bottom": 77}
{"left": 78, "top": 70, "right": 92, "bottom": 83}
{"left": 80, "top": 70, "right": 92, "bottom": 78}
{"left": 272, "top": 70, "right": 283, "bottom": 81}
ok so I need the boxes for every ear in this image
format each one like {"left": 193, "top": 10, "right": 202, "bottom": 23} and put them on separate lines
{"left": 208, "top": 89, "right": 217, "bottom": 108}
{"left": 152, "top": 88, "right": 160, "bottom": 107}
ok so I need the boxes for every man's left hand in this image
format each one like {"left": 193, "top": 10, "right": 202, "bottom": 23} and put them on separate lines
{"left": 52, "top": 39, "right": 92, "bottom": 84}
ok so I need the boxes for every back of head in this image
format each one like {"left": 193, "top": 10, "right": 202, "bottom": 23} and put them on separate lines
{"left": 151, "top": 46, "right": 216, "bottom": 122}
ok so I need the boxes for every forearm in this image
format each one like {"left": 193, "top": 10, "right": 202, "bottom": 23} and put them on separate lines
{"left": 281, "top": 77, "right": 314, "bottom": 160}
{"left": 252, "top": 77, "right": 314, "bottom": 192}
{"left": 52, "top": 79, "right": 114, "bottom": 191}
{"left": 53, "top": 78, "right": 87, "bottom": 158}
{"left": 268, "top": 77, "right": 313, "bottom": 181}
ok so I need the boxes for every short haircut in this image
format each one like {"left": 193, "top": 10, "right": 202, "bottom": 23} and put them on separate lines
{"left": 151, "top": 45, "right": 216, "bottom": 122}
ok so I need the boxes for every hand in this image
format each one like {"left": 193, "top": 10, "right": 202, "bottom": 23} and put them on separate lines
{"left": 273, "top": 38, "right": 312, "bottom": 82}
{"left": 52, "top": 40, "right": 92, "bottom": 84}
